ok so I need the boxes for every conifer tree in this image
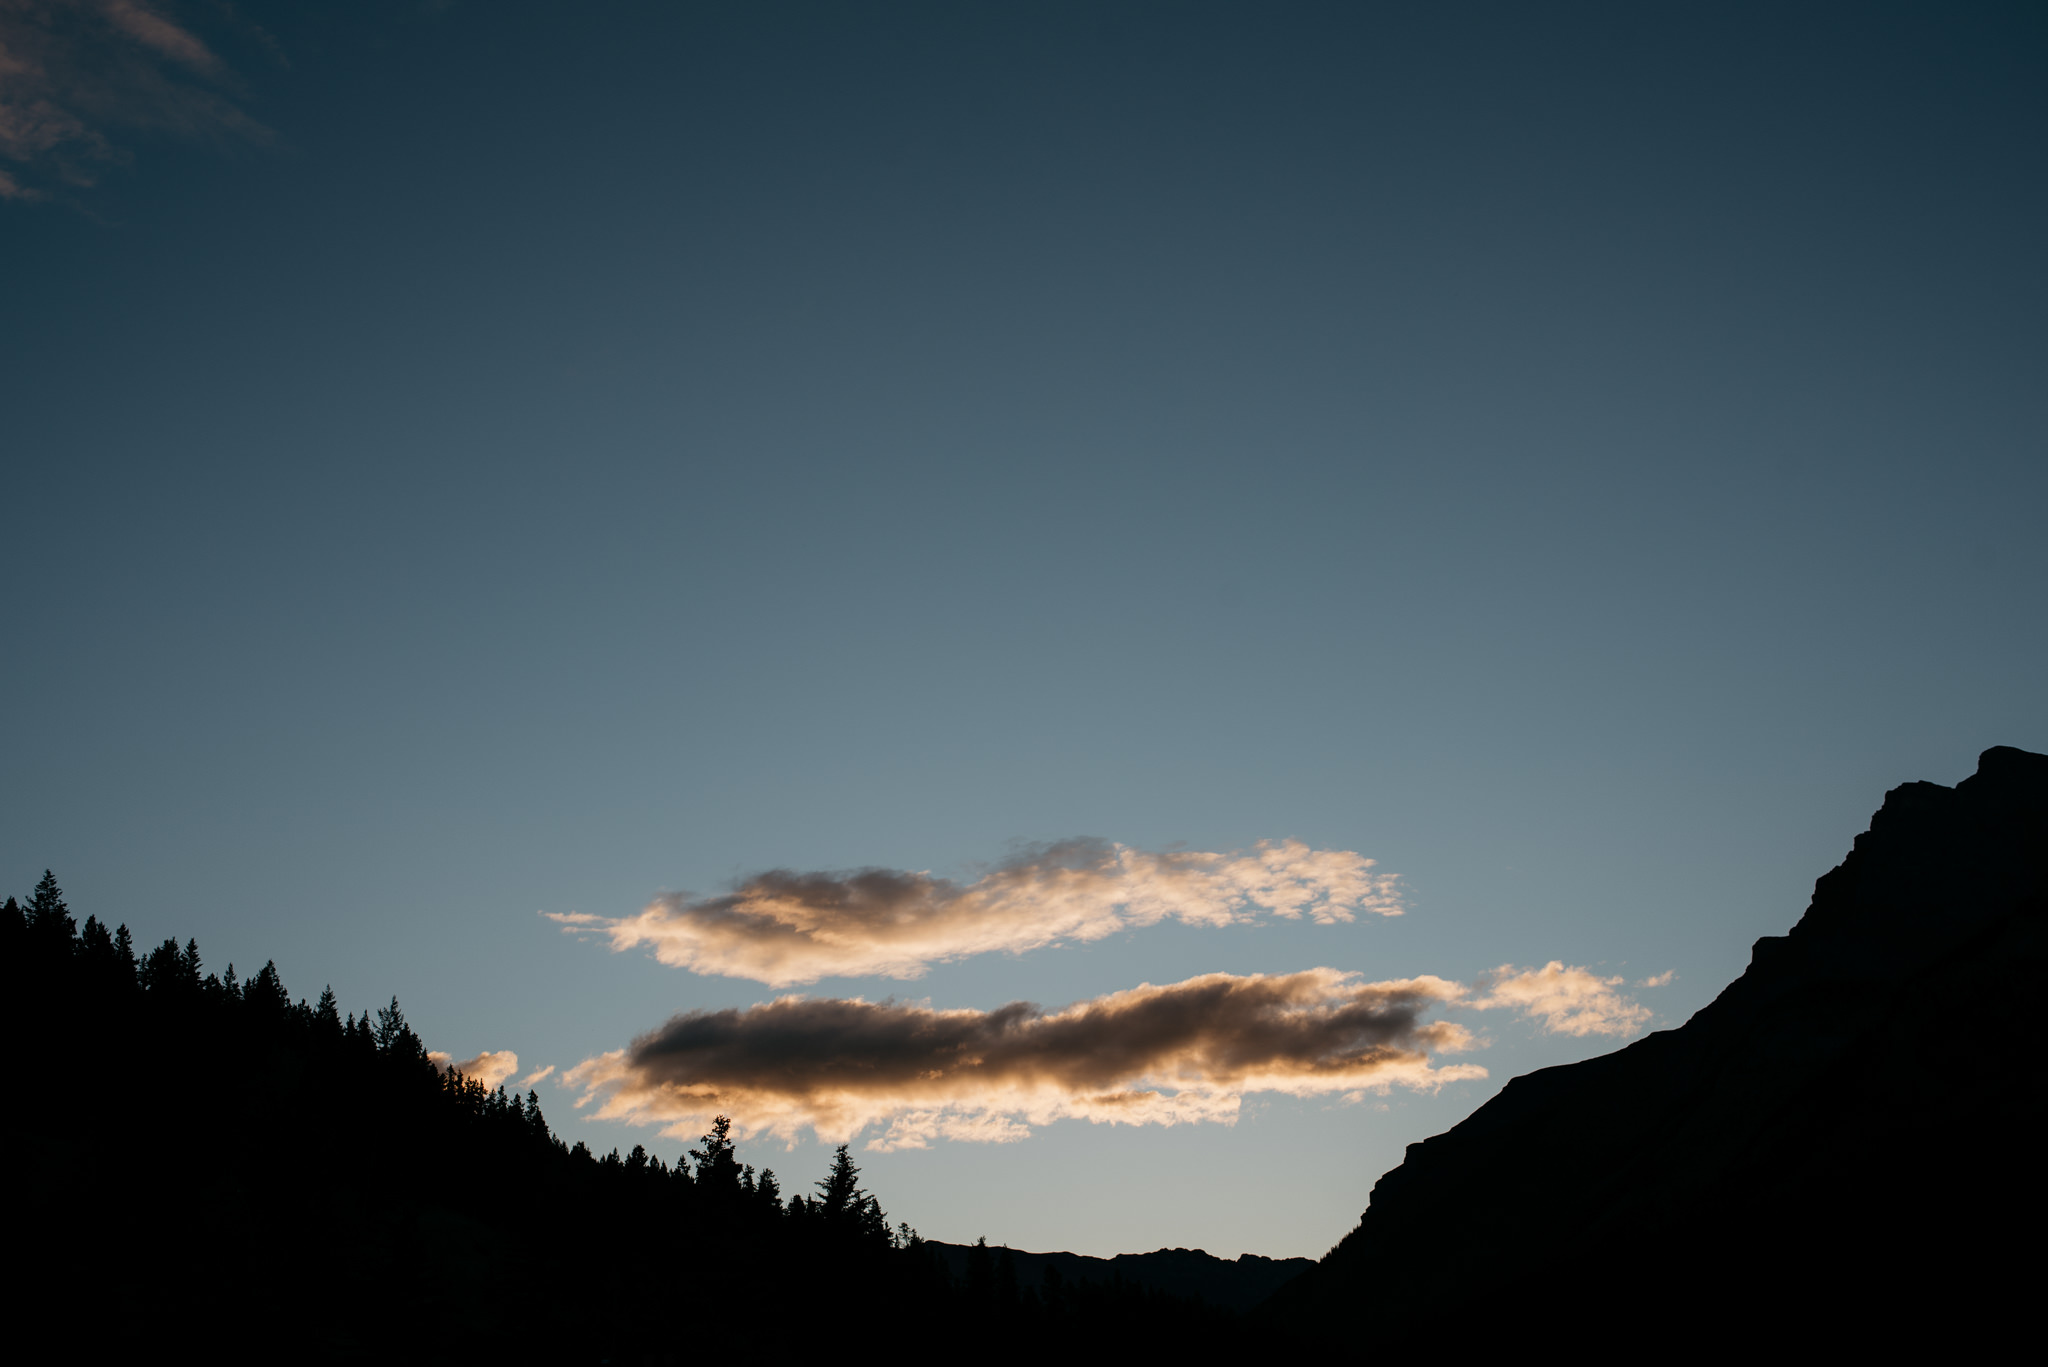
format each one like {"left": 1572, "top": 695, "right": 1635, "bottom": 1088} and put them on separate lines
{"left": 25, "top": 870, "right": 73, "bottom": 950}
{"left": 314, "top": 987, "right": 342, "bottom": 1037}
{"left": 245, "top": 961, "right": 289, "bottom": 1017}
{"left": 525, "top": 1090, "right": 550, "bottom": 1141}
{"left": 0, "top": 897, "right": 22, "bottom": 969}
{"left": 691, "top": 1115, "right": 742, "bottom": 1195}
{"left": 374, "top": 997, "right": 408, "bottom": 1052}
{"left": 79, "top": 915, "right": 114, "bottom": 962}
{"left": 816, "top": 1144, "right": 865, "bottom": 1221}
{"left": 141, "top": 937, "right": 200, "bottom": 995}
{"left": 78, "top": 916, "right": 129, "bottom": 990}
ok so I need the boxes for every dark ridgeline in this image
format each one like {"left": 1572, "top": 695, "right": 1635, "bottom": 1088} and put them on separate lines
{"left": 0, "top": 877, "right": 1264, "bottom": 1362}
{"left": 1264, "top": 745, "right": 2048, "bottom": 1347}
{"left": 924, "top": 1241, "right": 1314, "bottom": 1314}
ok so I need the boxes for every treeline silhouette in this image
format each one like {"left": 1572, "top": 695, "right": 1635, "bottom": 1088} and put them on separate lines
{"left": 3, "top": 874, "right": 1267, "bottom": 1362}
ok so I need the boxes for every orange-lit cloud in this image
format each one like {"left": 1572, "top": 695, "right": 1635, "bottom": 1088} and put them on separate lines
{"left": 563, "top": 969, "right": 1484, "bottom": 1150}
{"left": 518, "top": 1064, "right": 556, "bottom": 1089}
{"left": 0, "top": 0, "right": 267, "bottom": 200}
{"left": 429, "top": 1048, "right": 521, "bottom": 1090}
{"left": 1470, "top": 962, "right": 1652, "bottom": 1037}
{"left": 547, "top": 838, "right": 1402, "bottom": 986}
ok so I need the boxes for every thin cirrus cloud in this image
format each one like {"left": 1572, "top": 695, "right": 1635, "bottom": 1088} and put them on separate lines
{"left": 0, "top": 0, "right": 268, "bottom": 201}
{"left": 428, "top": 1048, "right": 521, "bottom": 1091}
{"left": 563, "top": 963, "right": 1652, "bottom": 1151}
{"left": 546, "top": 838, "right": 1403, "bottom": 987}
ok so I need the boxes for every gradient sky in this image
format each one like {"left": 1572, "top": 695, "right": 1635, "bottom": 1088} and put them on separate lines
{"left": 4, "top": 1, "right": 2044, "bottom": 1258}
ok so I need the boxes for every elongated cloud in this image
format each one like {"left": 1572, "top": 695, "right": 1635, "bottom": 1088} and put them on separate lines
{"left": 1471, "top": 963, "right": 1651, "bottom": 1037}
{"left": 0, "top": 0, "right": 267, "bottom": 201}
{"left": 564, "top": 969, "right": 1485, "bottom": 1151}
{"left": 547, "top": 838, "right": 1401, "bottom": 986}
{"left": 429, "top": 1048, "right": 521, "bottom": 1090}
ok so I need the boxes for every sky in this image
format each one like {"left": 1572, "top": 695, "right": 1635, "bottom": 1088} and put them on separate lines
{"left": 3, "top": 1, "right": 2044, "bottom": 1258}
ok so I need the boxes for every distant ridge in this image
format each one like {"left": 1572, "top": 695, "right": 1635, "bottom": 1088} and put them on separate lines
{"left": 1266, "top": 746, "right": 2047, "bottom": 1344}
{"left": 925, "top": 1241, "right": 1313, "bottom": 1314}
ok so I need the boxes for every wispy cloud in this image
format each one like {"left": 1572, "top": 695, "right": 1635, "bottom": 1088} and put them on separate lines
{"left": 1471, "top": 962, "right": 1652, "bottom": 1037}
{"left": 1640, "top": 970, "right": 1676, "bottom": 988}
{"left": 563, "top": 969, "right": 1486, "bottom": 1151}
{"left": 562, "top": 957, "right": 1654, "bottom": 1149}
{"left": 547, "top": 838, "right": 1402, "bottom": 986}
{"left": 517, "top": 1064, "right": 556, "bottom": 1089}
{"left": 429, "top": 1048, "right": 521, "bottom": 1090}
{"left": 0, "top": 0, "right": 269, "bottom": 201}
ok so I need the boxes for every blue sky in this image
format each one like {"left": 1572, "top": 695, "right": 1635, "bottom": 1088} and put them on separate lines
{"left": 3, "top": 1, "right": 2044, "bottom": 1257}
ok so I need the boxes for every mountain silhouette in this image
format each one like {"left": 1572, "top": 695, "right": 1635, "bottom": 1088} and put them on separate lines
{"left": 925, "top": 1241, "right": 1313, "bottom": 1314}
{"left": 1267, "top": 745, "right": 2046, "bottom": 1345}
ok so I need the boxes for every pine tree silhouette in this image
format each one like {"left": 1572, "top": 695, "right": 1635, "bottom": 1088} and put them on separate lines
{"left": 25, "top": 871, "right": 73, "bottom": 950}
{"left": 690, "top": 1115, "right": 742, "bottom": 1196}
{"left": 816, "top": 1143, "right": 863, "bottom": 1220}
{"left": 314, "top": 986, "right": 342, "bottom": 1038}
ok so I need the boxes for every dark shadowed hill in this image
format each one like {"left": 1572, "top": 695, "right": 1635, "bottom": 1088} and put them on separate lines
{"left": 0, "top": 874, "right": 1275, "bottom": 1362}
{"left": 1266, "top": 745, "right": 2047, "bottom": 1346}
{"left": 926, "top": 1241, "right": 1313, "bottom": 1314}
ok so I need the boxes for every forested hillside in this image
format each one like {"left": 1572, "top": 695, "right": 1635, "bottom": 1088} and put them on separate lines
{"left": 1, "top": 876, "right": 1260, "bottom": 1362}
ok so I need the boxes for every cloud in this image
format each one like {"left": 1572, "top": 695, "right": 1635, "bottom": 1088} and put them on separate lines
{"left": 1640, "top": 970, "right": 1676, "bottom": 988}
{"left": 429, "top": 1048, "right": 521, "bottom": 1090}
{"left": 547, "top": 838, "right": 1402, "bottom": 986}
{"left": 98, "top": 0, "right": 219, "bottom": 74}
{"left": 518, "top": 1064, "right": 557, "bottom": 1089}
{"left": 1470, "top": 963, "right": 1652, "bottom": 1037}
{"left": 0, "top": 0, "right": 269, "bottom": 200}
{"left": 562, "top": 968, "right": 1485, "bottom": 1150}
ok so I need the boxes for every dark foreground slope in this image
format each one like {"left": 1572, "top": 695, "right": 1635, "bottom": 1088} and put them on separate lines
{"left": 0, "top": 887, "right": 1263, "bottom": 1363}
{"left": 1268, "top": 745, "right": 2048, "bottom": 1345}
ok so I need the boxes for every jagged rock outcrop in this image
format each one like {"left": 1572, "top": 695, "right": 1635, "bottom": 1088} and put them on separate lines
{"left": 1267, "top": 746, "right": 2047, "bottom": 1344}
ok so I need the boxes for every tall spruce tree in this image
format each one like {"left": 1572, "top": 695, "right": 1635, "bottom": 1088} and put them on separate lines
{"left": 816, "top": 1144, "right": 864, "bottom": 1220}
{"left": 691, "top": 1115, "right": 742, "bottom": 1196}
{"left": 314, "top": 986, "right": 342, "bottom": 1038}
{"left": 25, "top": 870, "right": 73, "bottom": 951}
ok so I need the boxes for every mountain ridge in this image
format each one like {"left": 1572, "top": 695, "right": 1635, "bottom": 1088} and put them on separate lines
{"left": 1266, "top": 745, "right": 2047, "bottom": 1343}
{"left": 923, "top": 1241, "right": 1313, "bottom": 1314}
